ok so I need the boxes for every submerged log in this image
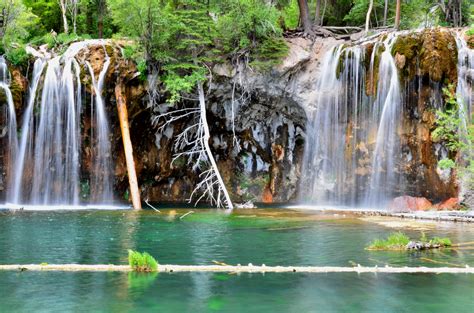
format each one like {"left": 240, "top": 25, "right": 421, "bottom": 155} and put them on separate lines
{"left": 0, "top": 264, "right": 472, "bottom": 274}
{"left": 115, "top": 82, "right": 142, "bottom": 209}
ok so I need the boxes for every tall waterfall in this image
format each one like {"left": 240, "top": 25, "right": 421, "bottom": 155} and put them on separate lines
{"left": 365, "top": 34, "right": 403, "bottom": 205}
{"left": 6, "top": 41, "right": 115, "bottom": 206}
{"left": 86, "top": 52, "right": 114, "bottom": 204}
{"left": 0, "top": 56, "right": 19, "bottom": 202}
{"left": 299, "top": 30, "right": 474, "bottom": 208}
{"left": 456, "top": 33, "right": 474, "bottom": 198}
{"left": 299, "top": 34, "right": 404, "bottom": 207}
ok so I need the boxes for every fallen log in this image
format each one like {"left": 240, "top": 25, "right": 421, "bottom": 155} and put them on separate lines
{"left": 0, "top": 264, "right": 473, "bottom": 274}
{"left": 115, "top": 82, "right": 142, "bottom": 210}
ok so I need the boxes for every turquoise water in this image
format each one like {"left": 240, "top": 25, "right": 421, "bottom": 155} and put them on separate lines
{"left": 0, "top": 209, "right": 473, "bottom": 312}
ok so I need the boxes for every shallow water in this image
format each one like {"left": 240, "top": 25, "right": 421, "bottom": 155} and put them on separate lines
{"left": 0, "top": 208, "right": 473, "bottom": 312}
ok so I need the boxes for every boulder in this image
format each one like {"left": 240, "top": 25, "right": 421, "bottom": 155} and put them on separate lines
{"left": 434, "top": 197, "right": 460, "bottom": 210}
{"left": 388, "top": 196, "right": 433, "bottom": 212}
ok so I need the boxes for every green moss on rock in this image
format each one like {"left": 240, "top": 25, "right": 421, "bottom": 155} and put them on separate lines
{"left": 391, "top": 29, "right": 458, "bottom": 83}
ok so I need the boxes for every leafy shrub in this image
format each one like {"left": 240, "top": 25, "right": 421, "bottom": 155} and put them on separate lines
{"left": 5, "top": 46, "right": 29, "bottom": 66}
{"left": 128, "top": 250, "right": 158, "bottom": 272}
{"left": 438, "top": 158, "right": 456, "bottom": 170}
{"left": 467, "top": 26, "right": 474, "bottom": 36}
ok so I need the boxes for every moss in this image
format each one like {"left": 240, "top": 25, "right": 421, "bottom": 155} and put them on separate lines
{"left": 392, "top": 34, "right": 420, "bottom": 61}
{"left": 418, "top": 29, "right": 457, "bottom": 83}
{"left": 466, "top": 34, "right": 474, "bottom": 49}
{"left": 391, "top": 29, "right": 458, "bottom": 83}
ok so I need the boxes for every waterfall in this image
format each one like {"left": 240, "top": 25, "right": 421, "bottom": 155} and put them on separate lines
{"left": 455, "top": 33, "right": 474, "bottom": 198}
{"left": 455, "top": 33, "right": 473, "bottom": 132}
{"left": 7, "top": 41, "right": 115, "bottom": 206}
{"left": 86, "top": 49, "right": 114, "bottom": 204}
{"left": 0, "top": 56, "right": 18, "bottom": 201}
{"left": 11, "top": 59, "right": 46, "bottom": 204}
{"left": 299, "top": 34, "right": 403, "bottom": 207}
{"left": 365, "top": 34, "right": 403, "bottom": 206}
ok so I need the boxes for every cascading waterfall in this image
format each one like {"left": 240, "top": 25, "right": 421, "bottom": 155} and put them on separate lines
{"left": 10, "top": 59, "right": 47, "bottom": 204}
{"left": 299, "top": 33, "right": 403, "bottom": 207}
{"left": 7, "top": 41, "right": 115, "bottom": 206}
{"left": 365, "top": 34, "right": 403, "bottom": 206}
{"left": 86, "top": 49, "right": 114, "bottom": 204}
{"left": 299, "top": 45, "right": 370, "bottom": 205}
{"left": 456, "top": 34, "right": 473, "bottom": 133}
{"left": 0, "top": 56, "right": 19, "bottom": 201}
{"left": 455, "top": 33, "right": 474, "bottom": 197}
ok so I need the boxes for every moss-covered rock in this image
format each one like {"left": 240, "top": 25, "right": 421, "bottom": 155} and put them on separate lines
{"left": 467, "top": 33, "right": 474, "bottom": 49}
{"left": 392, "top": 29, "right": 458, "bottom": 83}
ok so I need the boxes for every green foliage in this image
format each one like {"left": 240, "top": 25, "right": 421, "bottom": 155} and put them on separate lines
{"left": 1, "top": 0, "right": 39, "bottom": 59}
{"left": 5, "top": 45, "right": 29, "bottom": 66}
{"left": 216, "top": 0, "right": 288, "bottom": 69}
{"left": 367, "top": 232, "right": 410, "bottom": 250}
{"left": 367, "top": 232, "right": 453, "bottom": 250}
{"left": 280, "top": 0, "right": 299, "bottom": 29}
{"left": 438, "top": 158, "right": 456, "bottom": 170}
{"left": 430, "top": 237, "right": 452, "bottom": 246}
{"left": 467, "top": 28, "right": 474, "bottom": 36}
{"left": 23, "top": 0, "right": 62, "bottom": 33}
{"left": 433, "top": 85, "right": 474, "bottom": 188}
{"left": 432, "top": 86, "right": 464, "bottom": 151}
{"left": 128, "top": 250, "right": 158, "bottom": 272}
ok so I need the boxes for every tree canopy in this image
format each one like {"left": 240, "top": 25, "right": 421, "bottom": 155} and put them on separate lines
{"left": 1, "top": 0, "right": 473, "bottom": 97}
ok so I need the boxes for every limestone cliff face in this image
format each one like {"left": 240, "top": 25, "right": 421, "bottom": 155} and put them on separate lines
{"left": 0, "top": 28, "right": 471, "bottom": 207}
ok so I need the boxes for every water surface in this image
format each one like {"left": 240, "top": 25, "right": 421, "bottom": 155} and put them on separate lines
{"left": 0, "top": 208, "right": 473, "bottom": 312}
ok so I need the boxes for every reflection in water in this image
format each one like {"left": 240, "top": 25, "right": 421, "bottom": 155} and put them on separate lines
{"left": 1, "top": 272, "right": 473, "bottom": 312}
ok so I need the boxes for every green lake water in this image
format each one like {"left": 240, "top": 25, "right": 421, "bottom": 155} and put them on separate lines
{"left": 0, "top": 208, "right": 473, "bottom": 312}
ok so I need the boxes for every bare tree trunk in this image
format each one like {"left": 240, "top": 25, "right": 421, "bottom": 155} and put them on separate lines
{"left": 365, "top": 0, "right": 374, "bottom": 32}
{"left": 459, "top": 0, "right": 462, "bottom": 26}
{"left": 314, "top": 0, "right": 321, "bottom": 27}
{"left": 98, "top": 0, "right": 104, "bottom": 38}
{"left": 197, "top": 83, "right": 234, "bottom": 211}
{"left": 383, "top": 0, "right": 388, "bottom": 26}
{"left": 73, "top": 0, "right": 77, "bottom": 34}
{"left": 115, "top": 83, "right": 142, "bottom": 210}
{"left": 395, "top": 0, "right": 401, "bottom": 29}
{"left": 297, "top": 0, "right": 312, "bottom": 34}
{"left": 59, "top": 0, "right": 69, "bottom": 34}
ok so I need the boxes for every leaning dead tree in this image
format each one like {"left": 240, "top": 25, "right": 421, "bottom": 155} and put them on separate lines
{"left": 152, "top": 82, "right": 234, "bottom": 210}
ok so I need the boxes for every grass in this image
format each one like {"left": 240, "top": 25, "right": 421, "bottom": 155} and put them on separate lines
{"left": 367, "top": 232, "right": 452, "bottom": 250}
{"left": 430, "top": 237, "right": 452, "bottom": 247}
{"left": 367, "top": 232, "right": 410, "bottom": 250}
{"left": 128, "top": 250, "right": 158, "bottom": 272}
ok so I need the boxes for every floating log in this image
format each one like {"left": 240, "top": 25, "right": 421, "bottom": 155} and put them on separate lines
{"left": 115, "top": 82, "right": 142, "bottom": 209}
{"left": 0, "top": 264, "right": 473, "bottom": 274}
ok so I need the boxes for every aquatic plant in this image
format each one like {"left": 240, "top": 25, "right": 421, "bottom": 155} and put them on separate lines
{"left": 367, "top": 232, "right": 410, "bottom": 250}
{"left": 430, "top": 237, "right": 452, "bottom": 247}
{"left": 128, "top": 250, "right": 158, "bottom": 272}
{"left": 367, "top": 232, "right": 453, "bottom": 250}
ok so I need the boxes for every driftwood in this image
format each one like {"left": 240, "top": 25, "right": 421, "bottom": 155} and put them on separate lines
{"left": 0, "top": 264, "right": 473, "bottom": 274}
{"left": 115, "top": 82, "right": 142, "bottom": 209}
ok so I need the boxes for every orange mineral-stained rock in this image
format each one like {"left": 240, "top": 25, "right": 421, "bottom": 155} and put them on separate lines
{"left": 262, "top": 186, "right": 273, "bottom": 203}
{"left": 434, "top": 197, "right": 460, "bottom": 210}
{"left": 388, "top": 196, "right": 433, "bottom": 212}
